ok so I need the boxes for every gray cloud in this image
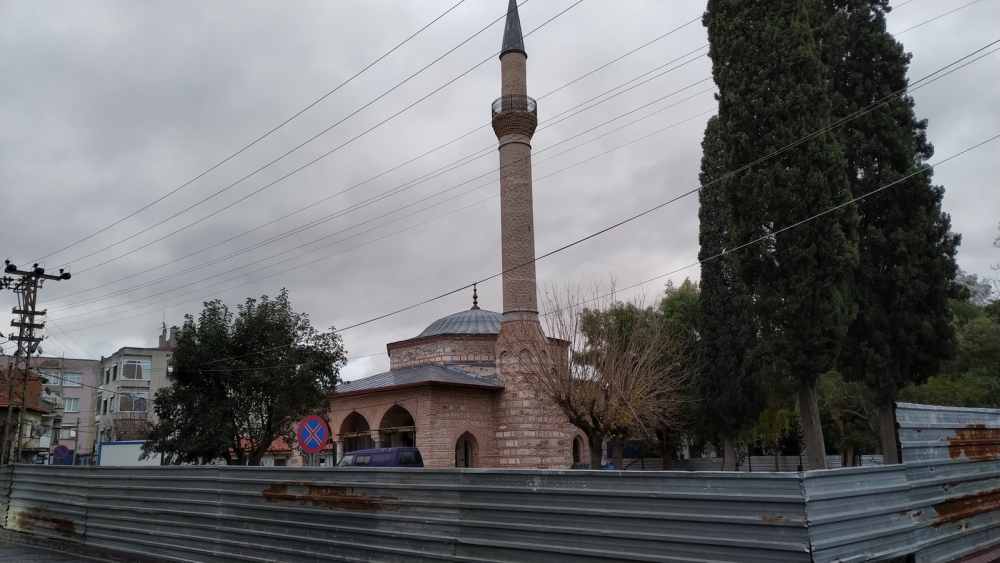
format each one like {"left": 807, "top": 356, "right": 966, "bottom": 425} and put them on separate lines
{"left": 2, "top": 0, "right": 997, "bottom": 380}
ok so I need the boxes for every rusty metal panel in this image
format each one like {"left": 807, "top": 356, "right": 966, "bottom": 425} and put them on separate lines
{"left": 0, "top": 465, "right": 11, "bottom": 529}
{"left": 897, "top": 402, "right": 1000, "bottom": 464}
{"left": 3, "top": 465, "right": 811, "bottom": 563}
{"left": 4, "top": 465, "right": 89, "bottom": 544}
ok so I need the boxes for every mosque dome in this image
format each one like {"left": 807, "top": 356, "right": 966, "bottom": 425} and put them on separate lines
{"left": 416, "top": 308, "right": 502, "bottom": 338}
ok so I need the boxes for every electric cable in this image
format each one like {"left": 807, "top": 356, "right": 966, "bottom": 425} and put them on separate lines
{"left": 44, "top": 1, "right": 583, "bottom": 270}
{"left": 51, "top": 38, "right": 998, "bottom": 335}
{"left": 29, "top": 0, "right": 469, "bottom": 264}
{"left": 51, "top": 75, "right": 714, "bottom": 315}
{"left": 52, "top": 102, "right": 717, "bottom": 327}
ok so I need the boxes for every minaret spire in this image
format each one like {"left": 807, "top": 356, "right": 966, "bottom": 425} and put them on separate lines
{"left": 501, "top": 0, "right": 526, "bottom": 58}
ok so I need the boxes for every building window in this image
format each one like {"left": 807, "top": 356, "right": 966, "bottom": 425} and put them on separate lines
{"left": 119, "top": 392, "right": 149, "bottom": 412}
{"left": 104, "top": 368, "right": 110, "bottom": 385}
{"left": 64, "top": 398, "right": 79, "bottom": 412}
{"left": 39, "top": 370, "right": 61, "bottom": 385}
{"left": 120, "top": 359, "right": 151, "bottom": 380}
{"left": 273, "top": 458, "right": 288, "bottom": 467}
{"left": 112, "top": 364, "right": 118, "bottom": 380}
{"left": 102, "top": 399, "right": 108, "bottom": 415}
{"left": 61, "top": 427, "right": 77, "bottom": 440}
{"left": 62, "top": 373, "right": 82, "bottom": 387}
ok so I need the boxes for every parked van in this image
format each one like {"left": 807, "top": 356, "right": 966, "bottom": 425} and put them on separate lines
{"left": 337, "top": 447, "right": 424, "bottom": 468}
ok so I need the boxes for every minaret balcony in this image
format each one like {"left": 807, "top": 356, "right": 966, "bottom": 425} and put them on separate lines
{"left": 491, "top": 95, "right": 537, "bottom": 117}
{"left": 491, "top": 95, "right": 538, "bottom": 140}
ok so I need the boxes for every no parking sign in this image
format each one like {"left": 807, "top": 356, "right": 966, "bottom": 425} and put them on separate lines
{"left": 297, "top": 415, "right": 329, "bottom": 454}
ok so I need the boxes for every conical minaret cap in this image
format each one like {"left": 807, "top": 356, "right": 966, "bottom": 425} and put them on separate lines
{"left": 500, "top": 0, "right": 526, "bottom": 58}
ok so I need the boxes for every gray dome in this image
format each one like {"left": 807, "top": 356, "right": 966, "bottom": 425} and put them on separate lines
{"left": 417, "top": 308, "right": 502, "bottom": 338}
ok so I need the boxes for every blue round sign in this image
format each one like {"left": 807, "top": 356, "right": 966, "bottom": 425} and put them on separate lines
{"left": 297, "top": 415, "right": 329, "bottom": 454}
{"left": 52, "top": 444, "right": 70, "bottom": 460}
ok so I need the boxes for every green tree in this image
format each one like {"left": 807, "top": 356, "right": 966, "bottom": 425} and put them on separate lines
{"left": 656, "top": 278, "right": 703, "bottom": 468}
{"left": 695, "top": 115, "right": 766, "bottom": 470}
{"left": 817, "top": 371, "right": 878, "bottom": 466}
{"left": 807, "top": 0, "right": 962, "bottom": 464}
{"left": 899, "top": 298, "right": 1000, "bottom": 408}
{"left": 144, "top": 290, "right": 346, "bottom": 465}
{"left": 705, "top": 0, "right": 858, "bottom": 469}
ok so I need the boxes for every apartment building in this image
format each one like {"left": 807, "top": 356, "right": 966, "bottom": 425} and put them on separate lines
{"left": 1, "top": 354, "right": 99, "bottom": 464}
{"left": 93, "top": 326, "right": 176, "bottom": 456}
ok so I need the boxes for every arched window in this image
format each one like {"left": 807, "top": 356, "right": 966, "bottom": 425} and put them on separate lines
{"left": 572, "top": 437, "right": 583, "bottom": 464}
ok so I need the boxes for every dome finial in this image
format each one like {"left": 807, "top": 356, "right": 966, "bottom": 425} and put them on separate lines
{"left": 471, "top": 283, "right": 480, "bottom": 309}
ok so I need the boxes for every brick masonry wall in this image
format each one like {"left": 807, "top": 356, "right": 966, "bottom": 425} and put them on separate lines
{"left": 388, "top": 334, "right": 497, "bottom": 374}
{"left": 327, "top": 386, "right": 499, "bottom": 469}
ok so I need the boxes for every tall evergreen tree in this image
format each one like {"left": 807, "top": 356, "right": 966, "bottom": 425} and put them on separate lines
{"left": 705, "top": 0, "right": 858, "bottom": 469}
{"left": 696, "top": 116, "right": 766, "bottom": 470}
{"left": 811, "top": 0, "right": 960, "bottom": 463}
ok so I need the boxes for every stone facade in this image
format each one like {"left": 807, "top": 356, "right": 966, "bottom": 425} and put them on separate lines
{"left": 328, "top": 384, "right": 499, "bottom": 469}
{"left": 387, "top": 334, "right": 497, "bottom": 376}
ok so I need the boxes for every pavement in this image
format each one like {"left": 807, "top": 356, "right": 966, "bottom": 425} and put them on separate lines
{"left": 0, "top": 537, "right": 106, "bottom": 562}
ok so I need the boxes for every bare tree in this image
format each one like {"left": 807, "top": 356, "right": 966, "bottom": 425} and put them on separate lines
{"left": 506, "top": 286, "right": 695, "bottom": 469}
{"left": 110, "top": 399, "right": 152, "bottom": 442}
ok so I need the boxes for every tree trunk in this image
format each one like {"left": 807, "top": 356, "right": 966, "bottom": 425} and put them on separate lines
{"left": 660, "top": 432, "right": 674, "bottom": 470}
{"left": 797, "top": 379, "right": 828, "bottom": 470}
{"left": 774, "top": 448, "right": 780, "bottom": 471}
{"left": 843, "top": 444, "right": 855, "bottom": 468}
{"left": 878, "top": 399, "right": 900, "bottom": 464}
{"left": 589, "top": 433, "right": 603, "bottom": 469}
{"left": 722, "top": 436, "right": 737, "bottom": 471}
{"left": 611, "top": 437, "right": 624, "bottom": 470}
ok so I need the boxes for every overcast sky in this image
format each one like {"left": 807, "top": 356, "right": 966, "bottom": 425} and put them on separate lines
{"left": 2, "top": 0, "right": 997, "bottom": 381}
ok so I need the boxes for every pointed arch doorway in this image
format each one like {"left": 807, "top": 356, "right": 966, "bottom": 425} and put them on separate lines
{"left": 455, "top": 432, "right": 478, "bottom": 468}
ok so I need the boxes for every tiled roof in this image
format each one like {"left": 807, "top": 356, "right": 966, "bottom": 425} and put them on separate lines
{"left": 335, "top": 364, "right": 504, "bottom": 394}
{"left": 416, "top": 308, "right": 502, "bottom": 338}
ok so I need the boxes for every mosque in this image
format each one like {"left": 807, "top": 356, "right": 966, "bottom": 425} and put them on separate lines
{"left": 326, "top": 1, "right": 589, "bottom": 469}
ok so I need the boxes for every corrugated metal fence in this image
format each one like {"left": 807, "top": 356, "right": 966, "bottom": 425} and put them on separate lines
{"left": 0, "top": 402, "right": 998, "bottom": 563}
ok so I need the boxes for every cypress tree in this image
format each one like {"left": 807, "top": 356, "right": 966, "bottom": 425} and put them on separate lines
{"left": 811, "top": 0, "right": 960, "bottom": 463}
{"left": 705, "top": 0, "right": 858, "bottom": 469}
{"left": 696, "top": 115, "right": 766, "bottom": 470}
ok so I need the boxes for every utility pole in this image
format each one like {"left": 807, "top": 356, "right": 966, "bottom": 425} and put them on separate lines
{"left": 0, "top": 260, "right": 70, "bottom": 465}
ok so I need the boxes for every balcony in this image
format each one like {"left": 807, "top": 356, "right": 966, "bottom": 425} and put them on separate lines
{"left": 491, "top": 95, "right": 537, "bottom": 117}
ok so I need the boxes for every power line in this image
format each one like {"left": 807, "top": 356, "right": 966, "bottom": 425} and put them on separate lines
{"left": 52, "top": 37, "right": 1000, "bottom": 334}
{"left": 29, "top": 0, "right": 469, "bottom": 264}
{"left": 894, "top": 0, "right": 982, "bottom": 35}
{"left": 559, "top": 133, "right": 1000, "bottom": 316}
{"left": 52, "top": 102, "right": 717, "bottom": 329}
{"left": 48, "top": 42, "right": 708, "bottom": 311}
{"left": 51, "top": 77, "right": 714, "bottom": 316}
{"left": 44, "top": 1, "right": 582, "bottom": 271}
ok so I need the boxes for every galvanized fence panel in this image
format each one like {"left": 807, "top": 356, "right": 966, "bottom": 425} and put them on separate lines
{"left": 897, "top": 402, "right": 1000, "bottom": 463}
{"left": 5, "top": 464, "right": 89, "bottom": 544}
{"left": 2, "top": 465, "right": 811, "bottom": 563}
{"left": 3, "top": 403, "right": 1000, "bottom": 562}
{"left": 0, "top": 465, "right": 11, "bottom": 530}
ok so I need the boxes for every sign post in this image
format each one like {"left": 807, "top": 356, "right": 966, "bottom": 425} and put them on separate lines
{"left": 297, "top": 415, "right": 329, "bottom": 466}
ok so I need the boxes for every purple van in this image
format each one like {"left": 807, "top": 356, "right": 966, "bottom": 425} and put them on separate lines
{"left": 337, "top": 447, "right": 424, "bottom": 468}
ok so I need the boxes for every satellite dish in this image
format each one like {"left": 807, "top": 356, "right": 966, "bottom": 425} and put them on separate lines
{"left": 36, "top": 346, "right": 42, "bottom": 356}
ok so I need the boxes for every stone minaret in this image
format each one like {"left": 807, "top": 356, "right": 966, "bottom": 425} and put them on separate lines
{"left": 492, "top": 0, "right": 538, "bottom": 324}
{"left": 491, "top": 0, "right": 579, "bottom": 469}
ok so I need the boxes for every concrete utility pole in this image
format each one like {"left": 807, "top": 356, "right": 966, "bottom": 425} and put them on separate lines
{"left": 0, "top": 260, "right": 70, "bottom": 465}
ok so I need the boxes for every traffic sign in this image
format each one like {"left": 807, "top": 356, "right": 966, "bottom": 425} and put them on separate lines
{"left": 52, "top": 444, "right": 70, "bottom": 460}
{"left": 297, "top": 415, "right": 329, "bottom": 454}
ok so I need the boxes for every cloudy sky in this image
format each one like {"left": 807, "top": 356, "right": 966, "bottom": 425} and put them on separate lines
{"left": 2, "top": 0, "right": 997, "bottom": 381}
